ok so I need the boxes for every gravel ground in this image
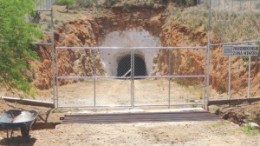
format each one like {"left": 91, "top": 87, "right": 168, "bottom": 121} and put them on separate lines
{"left": 0, "top": 120, "right": 259, "bottom": 146}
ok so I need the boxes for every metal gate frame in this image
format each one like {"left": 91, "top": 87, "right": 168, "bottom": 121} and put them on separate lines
{"left": 53, "top": 46, "right": 209, "bottom": 109}
{"left": 50, "top": 0, "right": 259, "bottom": 109}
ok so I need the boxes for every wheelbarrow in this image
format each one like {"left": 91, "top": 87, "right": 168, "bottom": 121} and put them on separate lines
{"left": 0, "top": 110, "right": 38, "bottom": 139}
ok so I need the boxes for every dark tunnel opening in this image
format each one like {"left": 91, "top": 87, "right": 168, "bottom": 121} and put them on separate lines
{"left": 117, "top": 54, "right": 147, "bottom": 78}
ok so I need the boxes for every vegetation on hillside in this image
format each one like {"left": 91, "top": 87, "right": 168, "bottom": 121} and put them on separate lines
{"left": 0, "top": 0, "right": 42, "bottom": 94}
{"left": 56, "top": 0, "right": 75, "bottom": 11}
{"left": 68, "top": 0, "right": 200, "bottom": 9}
{"left": 165, "top": 2, "right": 260, "bottom": 43}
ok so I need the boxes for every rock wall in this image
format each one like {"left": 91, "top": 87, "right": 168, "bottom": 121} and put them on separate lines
{"left": 31, "top": 7, "right": 165, "bottom": 89}
{"left": 32, "top": 19, "right": 105, "bottom": 89}
{"left": 31, "top": 6, "right": 259, "bottom": 97}
{"left": 159, "top": 23, "right": 260, "bottom": 96}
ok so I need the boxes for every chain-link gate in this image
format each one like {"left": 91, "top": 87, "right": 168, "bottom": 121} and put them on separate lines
{"left": 54, "top": 46, "right": 208, "bottom": 108}
{"left": 51, "top": 0, "right": 259, "bottom": 109}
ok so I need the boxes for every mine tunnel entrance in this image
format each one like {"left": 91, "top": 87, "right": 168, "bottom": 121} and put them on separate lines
{"left": 117, "top": 54, "right": 147, "bottom": 77}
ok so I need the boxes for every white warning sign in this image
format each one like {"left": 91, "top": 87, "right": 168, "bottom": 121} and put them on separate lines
{"left": 223, "top": 45, "right": 259, "bottom": 56}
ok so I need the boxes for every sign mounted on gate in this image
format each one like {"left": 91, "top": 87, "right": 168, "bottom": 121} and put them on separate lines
{"left": 223, "top": 45, "right": 259, "bottom": 56}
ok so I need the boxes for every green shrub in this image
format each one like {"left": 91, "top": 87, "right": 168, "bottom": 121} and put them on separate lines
{"left": 242, "top": 123, "right": 260, "bottom": 135}
{"left": 57, "top": 0, "right": 75, "bottom": 5}
{"left": 75, "top": 0, "right": 97, "bottom": 8}
{"left": 175, "top": 0, "right": 199, "bottom": 7}
{"left": 0, "top": 0, "right": 42, "bottom": 94}
{"left": 57, "top": 0, "right": 75, "bottom": 11}
{"left": 104, "top": 0, "right": 116, "bottom": 8}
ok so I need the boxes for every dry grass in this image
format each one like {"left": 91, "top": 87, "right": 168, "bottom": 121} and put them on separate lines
{"left": 74, "top": 0, "right": 164, "bottom": 8}
{"left": 164, "top": 2, "right": 260, "bottom": 43}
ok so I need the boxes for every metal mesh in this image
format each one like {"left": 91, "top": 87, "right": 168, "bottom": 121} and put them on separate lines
{"left": 57, "top": 49, "right": 96, "bottom": 77}
{"left": 209, "top": 47, "right": 229, "bottom": 100}
{"left": 117, "top": 53, "right": 132, "bottom": 77}
{"left": 169, "top": 78, "right": 204, "bottom": 105}
{"left": 209, "top": 0, "right": 260, "bottom": 43}
{"left": 208, "top": 0, "right": 260, "bottom": 100}
{"left": 95, "top": 78, "right": 131, "bottom": 106}
{"left": 57, "top": 79, "right": 94, "bottom": 107}
{"left": 55, "top": 47, "right": 207, "bottom": 108}
{"left": 135, "top": 78, "right": 169, "bottom": 106}
{"left": 36, "top": 0, "right": 56, "bottom": 10}
{"left": 94, "top": 48, "right": 132, "bottom": 106}
{"left": 209, "top": 47, "right": 259, "bottom": 100}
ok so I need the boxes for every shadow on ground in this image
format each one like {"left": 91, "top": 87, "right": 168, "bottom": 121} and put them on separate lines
{"left": 0, "top": 136, "right": 36, "bottom": 146}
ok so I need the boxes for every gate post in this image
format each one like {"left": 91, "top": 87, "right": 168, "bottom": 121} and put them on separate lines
{"left": 93, "top": 47, "right": 97, "bottom": 107}
{"left": 205, "top": 0, "right": 212, "bottom": 111}
{"left": 228, "top": 56, "right": 231, "bottom": 100}
{"left": 248, "top": 56, "right": 251, "bottom": 98}
{"left": 168, "top": 49, "right": 172, "bottom": 108}
{"left": 50, "top": 8, "right": 57, "bottom": 108}
{"left": 131, "top": 49, "right": 135, "bottom": 108}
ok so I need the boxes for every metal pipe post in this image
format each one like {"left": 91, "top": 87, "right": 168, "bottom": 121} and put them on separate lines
{"left": 50, "top": 8, "right": 57, "bottom": 108}
{"left": 205, "top": 0, "right": 212, "bottom": 111}
{"left": 168, "top": 49, "right": 172, "bottom": 108}
{"left": 55, "top": 45, "right": 58, "bottom": 108}
{"left": 248, "top": 56, "right": 251, "bottom": 98}
{"left": 228, "top": 56, "right": 231, "bottom": 99}
{"left": 240, "top": 0, "right": 242, "bottom": 10}
{"left": 93, "top": 49, "right": 97, "bottom": 107}
{"left": 131, "top": 50, "right": 135, "bottom": 107}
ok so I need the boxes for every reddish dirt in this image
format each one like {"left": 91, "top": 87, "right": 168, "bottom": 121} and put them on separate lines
{"left": 31, "top": 6, "right": 259, "bottom": 96}
{"left": 0, "top": 99, "right": 259, "bottom": 146}
{"left": 209, "top": 101, "right": 260, "bottom": 126}
{"left": 160, "top": 23, "right": 260, "bottom": 96}
{"left": 31, "top": 19, "right": 104, "bottom": 89}
{"left": 31, "top": 7, "right": 164, "bottom": 90}
{"left": 0, "top": 4, "right": 259, "bottom": 146}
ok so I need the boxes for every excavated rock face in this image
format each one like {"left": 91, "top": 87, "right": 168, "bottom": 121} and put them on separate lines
{"left": 31, "top": 6, "right": 259, "bottom": 97}
{"left": 31, "top": 7, "right": 165, "bottom": 89}
{"left": 153, "top": 23, "right": 207, "bottom": 86}
{"left": 160, "top": 23, "right": 259, "bottom": 96}
{"left": 94, "top": 7, "right": 165, "bottom": 38}
{"left": 32, "top": 19, "right": 105, "bottom": 89}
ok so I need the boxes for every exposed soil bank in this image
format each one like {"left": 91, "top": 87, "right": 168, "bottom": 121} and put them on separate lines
{"left": 0, "top": 99, "right": 259, "bottom": 146}
{"left": 32, "top": 6, "right": 165, "bottom": 89}
{"left": 31, "top": 5, "right": 259, "bottom": 97}
{"left": 209, "top": 101, "right": 260, "bottom": 127}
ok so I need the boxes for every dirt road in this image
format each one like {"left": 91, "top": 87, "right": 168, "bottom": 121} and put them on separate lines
{"left": 1, "top": 120, "right": 259, "bottom": 146}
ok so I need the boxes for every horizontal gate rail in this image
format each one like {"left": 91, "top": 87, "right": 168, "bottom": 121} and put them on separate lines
{"left": 210, "top": 39, "right": 260, "bottom": 46}
{"left": 57, "top": 75, "right": 206, "bottom": 80}
{"left": 54, "top": 45, "right": 208, "bottom": 109}
{"left": 56, "top": 46, "right": 207, "bottom": 50}
{"left": 57, "top": 103, "right": 206, "bottom": 109}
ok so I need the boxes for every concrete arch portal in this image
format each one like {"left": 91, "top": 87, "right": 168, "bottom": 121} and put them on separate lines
{"left": 117, "top": 54, "right": 147, "bottom": 77}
